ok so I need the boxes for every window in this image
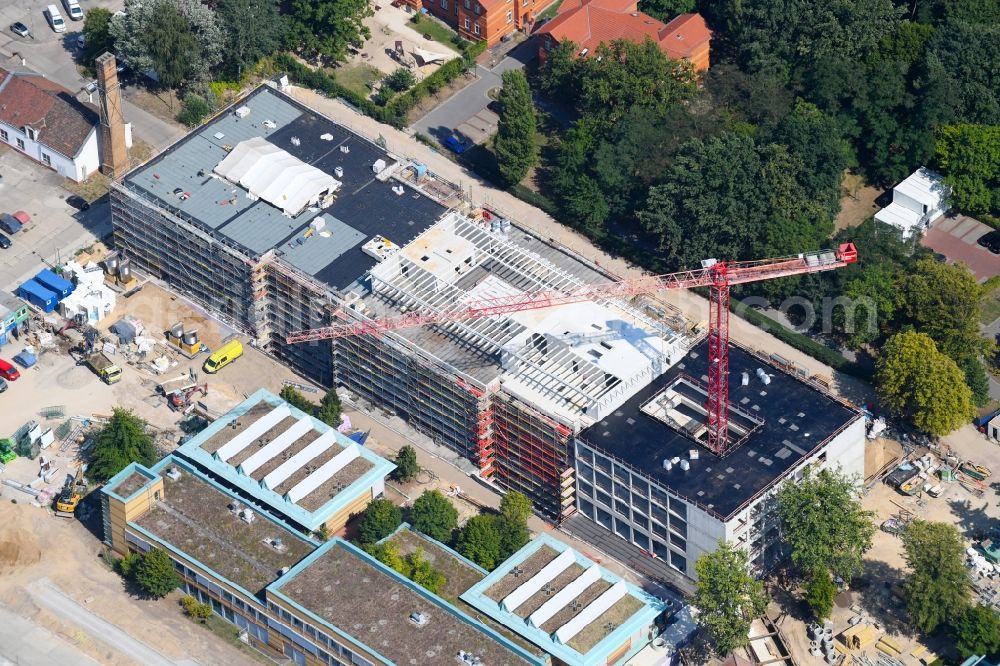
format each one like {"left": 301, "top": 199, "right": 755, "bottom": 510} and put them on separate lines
{"left": 614, "top": 481, "right": 628, "bottom": 499}
{"left": 653, "top": 540, "right": 668, "bottom": 559}
{"left": 670, "top": 518, "right": 687, "bottom": 538}
{"left": 464, "top": 17, "right": 470, "bottom": 28}
{"left": 41, "top": 153, "right": 51, "bottom": 166}
{"left": 579, "top": 497, "right": 594, "bottom": 519}
{"left": 652, "top": 522, "right": 667, "bottom": 539}
{"left": 596, "top": 490, "right": 612, "bottom": 508}
{"left": 475, "top": 3, "right": 480, "bottom": 14}
{"left": 464, "top": 0, "right": 470, "bottom": 8}
{"left": 614, "top": 520, "right": 631, "bottom": 541}
{"left": 670, "top": 531, "right": 686, "bottom": 550}
{"left": 441, "top": 0, "right": 447, "bottom": 8}
{"left": 578, "top": 480, "right": 594, "bottom": 499}
{"left": 577, "top": 461, "right": 593, "bottom": 482}
{"left": 596, "top": 507, "right": 612, "bottom": 530}
{"left": 0, "top": 129, "right": 7, "bottom": 142}
{"left": 16, "top": 138, "right": 25, "bottom": 150}
{"left": 25, "top": 127, "right": 36, "bottom": 140}
{"left": 614, "top": 499, "right": 629, "bottom": 518}
{"left": 595, "top": 471, "right": 612, "bottom": 493}
{"left": 670, "top": 551, "right": 687, "bottom": 572}
{"left": 614, "top": 465, "right": 630, "bottom": 484}
{"left": 506, "top": 10, "right": 512, "bottom": 22}
{"left": 633, "top": 530, "right": 649, "bottom": 550}
{"left": 474, "top": 23, "right": 480, "bottom": 34}
{"left": 523, "top": 0, "right": 529, "bottom": 6}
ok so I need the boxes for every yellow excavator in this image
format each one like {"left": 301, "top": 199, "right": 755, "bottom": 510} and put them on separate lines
{"left": 54, "top": 467, "right": 85, "bottom": 517}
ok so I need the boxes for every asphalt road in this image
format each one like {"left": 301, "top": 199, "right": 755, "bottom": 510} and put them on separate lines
{"left": 411, "top": 39, "right": 536, "bottom": 143}
{"left": 0, "top": 0, "right": 185, "bottom": 152}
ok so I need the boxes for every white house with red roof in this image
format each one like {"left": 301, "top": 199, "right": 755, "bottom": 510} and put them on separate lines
{"left": 0, "top": 67, "right": 100, "bottom": 182}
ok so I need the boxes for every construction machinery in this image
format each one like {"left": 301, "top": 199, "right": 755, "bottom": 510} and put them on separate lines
{"left": 287, "top": 243, "right": 858, "bottom": 455}
{"left": 54, "top": 466, "right": 86, "bottom": 517}
{"left": 169, "top": 383, "right": 207, "bottom": 412}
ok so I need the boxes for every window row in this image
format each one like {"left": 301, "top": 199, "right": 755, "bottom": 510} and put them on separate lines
{"left": 579, "top": 498, "right": 687, "bottom": 573}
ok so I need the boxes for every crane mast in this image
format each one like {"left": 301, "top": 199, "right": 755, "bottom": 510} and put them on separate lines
{"left": 287, "top": 243, "right": 858, "bottom": 455}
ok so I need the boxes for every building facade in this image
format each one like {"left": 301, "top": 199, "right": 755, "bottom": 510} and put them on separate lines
{"left": 417, "top": 0, "right": 558, "bottom": 46}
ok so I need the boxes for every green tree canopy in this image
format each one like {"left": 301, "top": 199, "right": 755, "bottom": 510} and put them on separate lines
{"left": 638, "top": 0, "right": 694, "bottom": 22}
{"left": 315, "top": 388, "right": 342, "bottom": 427}
{"left": 895, "top": 259, "right": 986, "bottom": 364}
{"left": 279, "top": 385, "right": 316, "bottom": 413}
{"left": 90, "top": 408, "right": 157, "bottom": 481}
{"left": 358, "top": 498, "right": 403, "bottom": 544}
{"left": 902, "top": 520, "right": 970, "bottom": 634}
{"left": 952, "top": 604, "right": 1000, "bottom": 658}
{"left": 407, "top": 547, "right": 446, "bottom": 594}
{"left": 493, "top": 69, "right": 538, "bottom": 186}
{"left": 392, "top": 445, "right": 419, "bottom": 483}
{"left": 804, "top": 569, "right": 837, "bottom": 619}
{"left": 936, "top": 124, "right": 1000, "bottom": 216}
{"left": 286, "top": 0, "right": 373, "bottom": 62}
{"left": 693, "top": 542, "right": 769, "bottom": 656}
{"left": 83, "top": 8, "right": 115, "bottom": 68}
{"left": 410, "top": 490, "right": 458, "bottom": 544}
{"left": 216, "top": 0, "right": 282, "bottom": 80}
{"left": 777, "top": 466, "right": 875, "bottom": 585}
{"left": 457, "top": 514, "right": 503, "bottom": 570}
{"left": 384, "top": 68, "right": 417, "bottom": 92}
{"left": 134, "top": 548, "right": 181, "bottom": 598}
{"left": 537, "top": 39, "right": 578, "bottom": 100}
{"left": 876, "top": 331, "right": 975, "bottom": 435}
{"left": 499, "top": 491, "right": 533, "bottom": 524}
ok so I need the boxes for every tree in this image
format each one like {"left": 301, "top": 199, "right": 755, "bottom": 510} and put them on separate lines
{"left": 216, "top": 0, "right": 282, "bottom": 80}
{"left": 638, "top": 0, "right": 694, "bottom": 22}
{"left": 495, "top": 491, "right": 532, "bottom": 560}
{"left": 407, "top": 548, "right": 446, "bottom": 594}
{"left": 392, "top": 445, "right": 419, "bottom": 483}
{"left": 537, "top": 39, "right": 578, "bottom": 100}
{"left": 365, "top": 540, "right": 407, "bottom": 573}
{"left": 952, "top": 604, "right": 1000, "bottom": 659}
{"left": 83, "top": 8, "right": 115, "bottom": 68}
{"left": 358, "top": 498, "right": 402, "bottom": 544}
{"left": 804, "top": 569, "right": 837, "bottom": 619}
{"left": 777, "top": 466, "right": 875, "bottom": 585}
{"left": 895, "top": 259, "right": 986, "bottom": 364}
{"left": 117, "top": 551, "right": 141, "bottom": 579}
{"left": 457, "top": 514, "right": 503, "bottom": 570}
{"left": 499, "top": 491, "right": 533, "bottom": 524}
{"left": 90, "top": 408, "right": 157, "bottom": 482}
{"left": 692, "top": 543, "right": 769, "bottom": 656}
{"left": 110, "top": 0, "right": 225, "bottom": 87}
{"left": 180, "top": 595, "right": 213, "bottom": 621}
{"left": 279, "top": 385, "right": 317, "bottom": 414}
{"left": 177, "top": 93, "right": 213, "bottom": 127}
{"left": 286, "top": 0, "right": 373, "bottom": 63}
{"left": 384, "top": 68, "right": 416, "bottom": 92}
{"left": 876, "top": 332, "right": 975, "bottom": 436}
{"left": 902, "top": 520, "right": 970, "bottom": 634}
{"left": 134, "top": 548, "right": 181, "bottom": 598}
{"left": 577, "top": 38, "right": 696, "bottom": 125}
{"left": 409, "top": 490, "right": 458, "bottom": 544}
{"left": 936, "top": 124, "right": 1000, "bottom": 216}
{"left": 493, "top": 70, "right": 537, "bottom": 186}
{"left": 315, "top": 388, "right": 342, "bottom": 428}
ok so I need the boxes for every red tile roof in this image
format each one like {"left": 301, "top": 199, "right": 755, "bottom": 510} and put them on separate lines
{"left": 0, "top": 68, "right": 99, "bottom": 159}
{"left": 537, "top": 3, "right": 711, "bottom": 68}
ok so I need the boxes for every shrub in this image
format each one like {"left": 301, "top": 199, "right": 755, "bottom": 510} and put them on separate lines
{"left": 385, "top": 68, "right": 417, "bottom": 92}
{"left": 177, "top": 94, "right": 213, "bottom": 127}
{"left": 180, "top": 595, "right": 213, "bottom": 621}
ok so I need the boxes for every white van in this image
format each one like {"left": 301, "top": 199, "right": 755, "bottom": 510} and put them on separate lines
{"left": 46, "top": 5, "right": 66, "bottom": 32}
{"left": 63, "top": 0, "right": 84, "bottom": 21}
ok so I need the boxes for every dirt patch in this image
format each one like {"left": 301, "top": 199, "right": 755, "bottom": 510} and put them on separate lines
{"left": 125, "top": 88, "right": 183, "bottom": 126}
{"left": 56, "top": 364, "right": 94, "bottom": 390}
{"left": 835, "top": 172, "right": 883, "bottom": 231}
{"left": 0, "top": 529, "right": 41, "bottom": 570}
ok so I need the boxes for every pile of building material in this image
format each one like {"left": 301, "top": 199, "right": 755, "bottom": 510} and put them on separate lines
{"left": 59, "top": 261, "right": 117, "bottom": 324}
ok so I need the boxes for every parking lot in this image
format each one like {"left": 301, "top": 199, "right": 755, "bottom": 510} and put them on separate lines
{"left": 0, "top": 148, "right": 112, "bottom": 291}
{"left": 921, "top": 214, "right": 999, "bottom": 282}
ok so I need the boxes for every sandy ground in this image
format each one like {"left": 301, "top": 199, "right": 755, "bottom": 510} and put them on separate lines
{"left": 836, "top": 172, "right": 884, "bottom": 231}
{"left": 0, "top": 499, "right": 258, "bottom": 666}
{"left": 776, "top": 425, "right": 1000, "bottom": 665}
{"left": 348, "top": 4, "right": 451, "bottom": 81}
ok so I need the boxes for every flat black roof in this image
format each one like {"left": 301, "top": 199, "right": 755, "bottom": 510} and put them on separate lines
{"left": 125, "top": 86, "right": 445, "bottom": 291}
{"left": 580, "top": 341, "right": 861, "bottom": 520}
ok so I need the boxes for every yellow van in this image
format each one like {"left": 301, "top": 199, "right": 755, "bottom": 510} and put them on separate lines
{"left": 203, "top": 339, "right": 243, "bottom": 373}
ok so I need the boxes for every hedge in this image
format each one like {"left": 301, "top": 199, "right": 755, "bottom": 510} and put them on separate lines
{"left": 732, "top": 301, "right": 873, "bottom": 380}
{"left": 276, "top": 45, "right": 484, "bottom": 129}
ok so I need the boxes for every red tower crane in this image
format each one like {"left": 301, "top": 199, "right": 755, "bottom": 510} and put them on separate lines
{"left": 287, "top": 243, "right": 858, "bottom": 455}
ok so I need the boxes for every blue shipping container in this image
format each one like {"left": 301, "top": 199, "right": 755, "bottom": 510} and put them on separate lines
{"left": 17, "top": 280, "right": 58, "bottom": 313}
{"left": 34, "top": 268, "right": 74, "bottom": 299}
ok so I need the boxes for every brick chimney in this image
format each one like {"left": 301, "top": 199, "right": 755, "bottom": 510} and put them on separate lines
{"left": 96, "top": 53, "right": 128, "bottom": 179}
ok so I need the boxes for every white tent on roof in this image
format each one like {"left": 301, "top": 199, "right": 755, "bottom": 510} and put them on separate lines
{"left": 214, "top": 137, "right": 341, "bottom": 216}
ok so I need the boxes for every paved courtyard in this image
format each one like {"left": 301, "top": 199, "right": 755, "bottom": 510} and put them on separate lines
{"left": 921, "top": 214, "right": 999, "bottom": 282}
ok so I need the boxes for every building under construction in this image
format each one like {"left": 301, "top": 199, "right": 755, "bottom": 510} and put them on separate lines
{"left": 110, "top": 83, "right": 865, "bottom": 581}
{"left": 109, "top": 83, "right": 697, "bottom": 519}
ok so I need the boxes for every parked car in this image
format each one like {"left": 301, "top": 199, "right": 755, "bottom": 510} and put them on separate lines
{"left": 9, "top": 22, "right": 31, "bottom": 38}
{"left": 76, "top": 33, "right": 85, "bottom": 49}
{"left": 0, "top": 359, "right": 20, "bottom": 381}
{"left": 0, "top": 378, "right": 6, "bottom": 393}
{"left": 977, "top": 229, "right": 1000, "bottom": 255}
{"left": 0, "top": 214, "right": 22, "bottom": 235}
{"left": 443, "top": 133, "right": 469, "bottom": 154}
{"left": 66, "top": 195, "right": 90, "bottom": 211}
{"left": 0, "top": 233, "right": 10, "bottom": 249}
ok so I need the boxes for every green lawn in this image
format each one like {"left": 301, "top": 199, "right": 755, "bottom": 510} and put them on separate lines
{"left": 537, "top": 0, "right": 564, "bottom": 21}
{"left": 331, "top": 64, "right": 382, "bottom": 98}
{"left": 982, "top": 289, "right": 1000, "bottom": 325}
{"left": 409, "top": 14, "right": 463, "bottom": 53}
